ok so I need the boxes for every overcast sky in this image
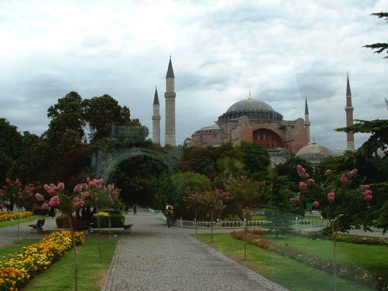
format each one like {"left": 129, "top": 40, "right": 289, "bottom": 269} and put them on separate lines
{"left": 1, "top": 0, "right": 387, "bottom": 151}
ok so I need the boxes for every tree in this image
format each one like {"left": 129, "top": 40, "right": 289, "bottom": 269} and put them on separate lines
{"left": 82, "top": 94, "right": 133, "bottom": 142}
{"left": 265, "top": 172, "right": 299, "bottom": 239}
{"left": 224, "top": 176, "right": 265, "bottom": 220}
{"left": 236, "top": 141, "right": 270, "bottom": 177}
{"left": 364, "top": 12, "right": 388, "bottom": 59}
{"left": 156, "top": 172, "right": 212, "bottom": 218}
{"left": 293, "top": 164, "right": 374, "bottom": 290}
{"left": 0, "top": 119, "right": 22, "bottom": 182}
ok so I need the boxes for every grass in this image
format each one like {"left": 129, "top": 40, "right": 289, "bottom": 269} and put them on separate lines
{"left": 0, "top": 215, "right": 47, "bottom": 228}
{"left": 267, "top": 234, "right": 388, "bottom": 278}
{"left": 193, "top": 233, "right": 380, "bottom": 291}
{"left": 0, "top": 237, "right": 117, "bottom": 290}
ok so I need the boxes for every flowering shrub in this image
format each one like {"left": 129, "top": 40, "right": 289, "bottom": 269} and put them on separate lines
{"left": 231, "top": 230, "right": 386, "bottom": 289}
{"left": 0, "top": 230, "right": 84, "bottom": 290}
{"left": 35, "top": 178, "right": 122, "bottom": 221}
{"left": 0, "top": 179, "right": 37, "bottom": 211}
{"left": 0, "top": 211, "right": 33, "bottom": 222}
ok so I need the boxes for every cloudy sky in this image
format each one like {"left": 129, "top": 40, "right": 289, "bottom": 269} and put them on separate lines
{"left": 1, "top": 0, "right": 387, "bottom": 151}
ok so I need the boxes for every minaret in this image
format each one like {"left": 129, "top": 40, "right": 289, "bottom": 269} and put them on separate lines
{"left": 152, "top": 86, "right": 161, "bottom": 144}
{"left": 345, "top": 74, "right": 355, "bottom": 150}
{"left": 165, "top": 57, "right": 176, "bottom": 146}
{"left": 304, "top": 98, "right": 311, "bottom": 144}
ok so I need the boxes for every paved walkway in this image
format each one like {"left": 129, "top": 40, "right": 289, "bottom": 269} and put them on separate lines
{"left": 102, "top": 211, "right": 287, "bottom": 291}
{"left": 1, "top": 212, "right": 386, "bottom": 290}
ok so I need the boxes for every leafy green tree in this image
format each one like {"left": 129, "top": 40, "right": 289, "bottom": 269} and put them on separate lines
{"left": 179, "top": 143, "right": 240, "bottom": 179}
{"left": 0, "top": 118, "right": 22, "bottom": 182}
{"left": 265, "top": 172, "right": 299, "bottom": 238}
{"left": 224, "top": 176, "right": 266, "bottom": 220}
{"left": 82, "top": 94, "right": 133, "bottom": 142}
{"left": 236, "top": 141, "right": 270, "bottom": 177}
{"left": 364, "top": 12, "right": 388, "bottom": 59}
{"left": 156, "top": 172, "right": 212, "bottom": 218}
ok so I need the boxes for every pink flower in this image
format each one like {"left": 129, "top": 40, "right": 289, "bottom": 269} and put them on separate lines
{"left": 290, "top": 198, "right": 298, "bottom": 205}
{"left": 307, "top": 179, "right": 315, "bottom": 185}
{"left": 49, "top": 195, "right": 60, "bottom": 207}
{"left": 348, "top": 169, "right": 358, "bottom": 177}
{"left": 299, "top": 181, "right": 307, "bottom": 190}
{"left": 363, "top": 194, "right": 373, "bottom": 202}
{"left": 297, "top": 165, "right": 308, "bottom": 178}
{"left": 35, "top": 193, "right": 44, "bottom": 201}
{"left": 340, "top": 174, "right": 348, "bottom": 183}
{"left": 15, "top": 178, "right": 22, "bottom": 186}
{"left": 44, "top": 184, "right": 56, "bottom": 195}
{"left": 312, "top": 201, "right": 319, "bottom": 208}
{"left": 57, "top": 183, "right": 65, "bottom": 190}
{"left": 363, "top": 189, "right": 372, "bottom": 196}
{"left": 327, "top": 192, "right": 335, "bottom": 203}
{"left": 5, "top": 178, "right": 11, "bottom": 183}
{"left": 325, "top": 169, "right": 331, "bottom": 176}
{"left": 73, "top": 197, "right": 85, "bottom": 207}
{"left": 42, "top": 203, "right": 49, "bottom": 209}
{"left": 360, "top": 185, "right": 370, "bottom": 192}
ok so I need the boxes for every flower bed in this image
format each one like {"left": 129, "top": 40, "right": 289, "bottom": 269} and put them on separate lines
{"left": 0, "top": 230, "right": 84, "bottom": 290}
{"left": 0, "top": 211, "right": 33, "bottom": 222}
{"left": 231, "top": 230, "right": 387, "bottom": 290}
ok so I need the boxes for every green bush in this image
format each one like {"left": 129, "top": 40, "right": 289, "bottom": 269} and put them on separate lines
{"left": 91, "top": 214, "right": 124, "bottom": 228}
{"left": 32, "top": 207, "right": 50, "bottom": 216}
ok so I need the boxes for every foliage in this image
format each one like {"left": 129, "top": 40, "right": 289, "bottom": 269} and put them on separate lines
{"left": 0, "top": 230, "right": 84, "bottom": 290}
{"left": 178, "top": 143, "right": 239, "bottom": 179}
{"left": 231, "top": 230, "right": 386, "bottom": 289}
{"left": 265, "top": 172, "right": 300, "bottom": 238}
{"left": 363, "top": 12, "right": 388, "bottom": 59}
{"left": 0, "top": 119, "right": 22, "bottom": 183}
{"left": 236, "top": 141, "right": 270, "bottom": 177}
{"left": 223, "top": 175, "right": 265, "bottom": 219}
{"left": 157, "top": 172, "right": 212, "bottom": 218}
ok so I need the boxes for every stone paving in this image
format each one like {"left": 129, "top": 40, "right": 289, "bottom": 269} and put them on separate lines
{"left": 1, "top": 212, "right": 386, "bottom": 290}
{"left": 102, "top": 211, "right": 288, "bottom": 291}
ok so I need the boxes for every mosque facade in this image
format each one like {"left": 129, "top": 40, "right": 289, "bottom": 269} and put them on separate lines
{"left": 152, "top": 58, "right": 355, "bottom": 163}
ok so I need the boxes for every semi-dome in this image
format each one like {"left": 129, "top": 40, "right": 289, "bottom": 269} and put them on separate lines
{"left": 218, "top": 96, "right": 283, "bottom": 122}
{"left": 295, "top": 139, "right": 333, "bottom": 163}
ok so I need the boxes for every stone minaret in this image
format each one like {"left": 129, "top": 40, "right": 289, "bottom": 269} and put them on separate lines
{"left": 304, "top": 98, "right": 311, "bottom": 144}
{"left": 152, "top": 86, "right": 161, "bottom": 144}
{"left": 165, "top": 57, "right": 176, "bottom": 146}
{"left": 345, "top": 75, "right": 355, "bottom": 150}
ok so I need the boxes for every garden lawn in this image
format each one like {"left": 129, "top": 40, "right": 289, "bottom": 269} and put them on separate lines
{"left": 266, "top": 234, "right": 388, "bottom": 281}
{"left": 0, "top": 237, "right": 117, "bottom": 290}
{"left": 193, "top": 233, "right": 376, "bottom": 291}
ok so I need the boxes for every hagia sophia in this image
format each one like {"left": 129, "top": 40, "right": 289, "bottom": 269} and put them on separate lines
{"left": 152, "top": 58, "right": 355, "bottom": 165}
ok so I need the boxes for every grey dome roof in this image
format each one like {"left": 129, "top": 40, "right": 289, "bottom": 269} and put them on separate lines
{"left": 226, "top": 98, "right": 275, "bottom": 112}
{"left": 218, "top": 97, "right": 283, "bottom": 122}
{"left": 295, "top": 140, "right": 333, "bottom": 163}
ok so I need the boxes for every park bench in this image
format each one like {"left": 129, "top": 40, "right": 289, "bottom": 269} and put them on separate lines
{"left": 28, "top": 219, "right": 45, "bottom": 233}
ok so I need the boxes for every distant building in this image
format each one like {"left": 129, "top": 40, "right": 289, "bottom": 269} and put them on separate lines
{"left": 186, "top": 91, "right": 309, "bottom": 155}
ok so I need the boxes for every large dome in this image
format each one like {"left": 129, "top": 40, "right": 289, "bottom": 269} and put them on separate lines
{"left": 295, "top": 140, "right": 333, "bottom": 163}
{"left": 226, "top": 98, "right": 275, "bottom": 112}
{"left": 218, "top": 97, "right": 283, "bottom": 122}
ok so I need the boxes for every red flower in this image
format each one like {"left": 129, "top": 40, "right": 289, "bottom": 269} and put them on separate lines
{"left": 307, "top": 179, "right": 315, "bottom": 185}
{"left": 325, "top": 169, "right": 331, "bottom": 176}
{"left": 299, "top": 181, "right": 307, "bottom": 190}
{"left": 363, "top": 195, "right": 373, "bottom": 202}
{"left": 327, "top": 192, "right": 335, "bottom": 203}
{"left": 312, "top": 201, "right": 319, "bottom": 208}
{"left": 340, "top": 174, "right": 348, "bottom": 183}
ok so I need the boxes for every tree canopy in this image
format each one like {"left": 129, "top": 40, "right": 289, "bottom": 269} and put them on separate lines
{"left": 364, "top": 12, "right": 388, "bottom": 59}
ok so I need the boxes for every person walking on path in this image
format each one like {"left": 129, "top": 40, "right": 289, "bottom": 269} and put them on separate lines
{"left": 133, "top": 203, "right": 137, "bottom": 215}
{"left": 165, "top": 202, "right": 173, "bottom": 228}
